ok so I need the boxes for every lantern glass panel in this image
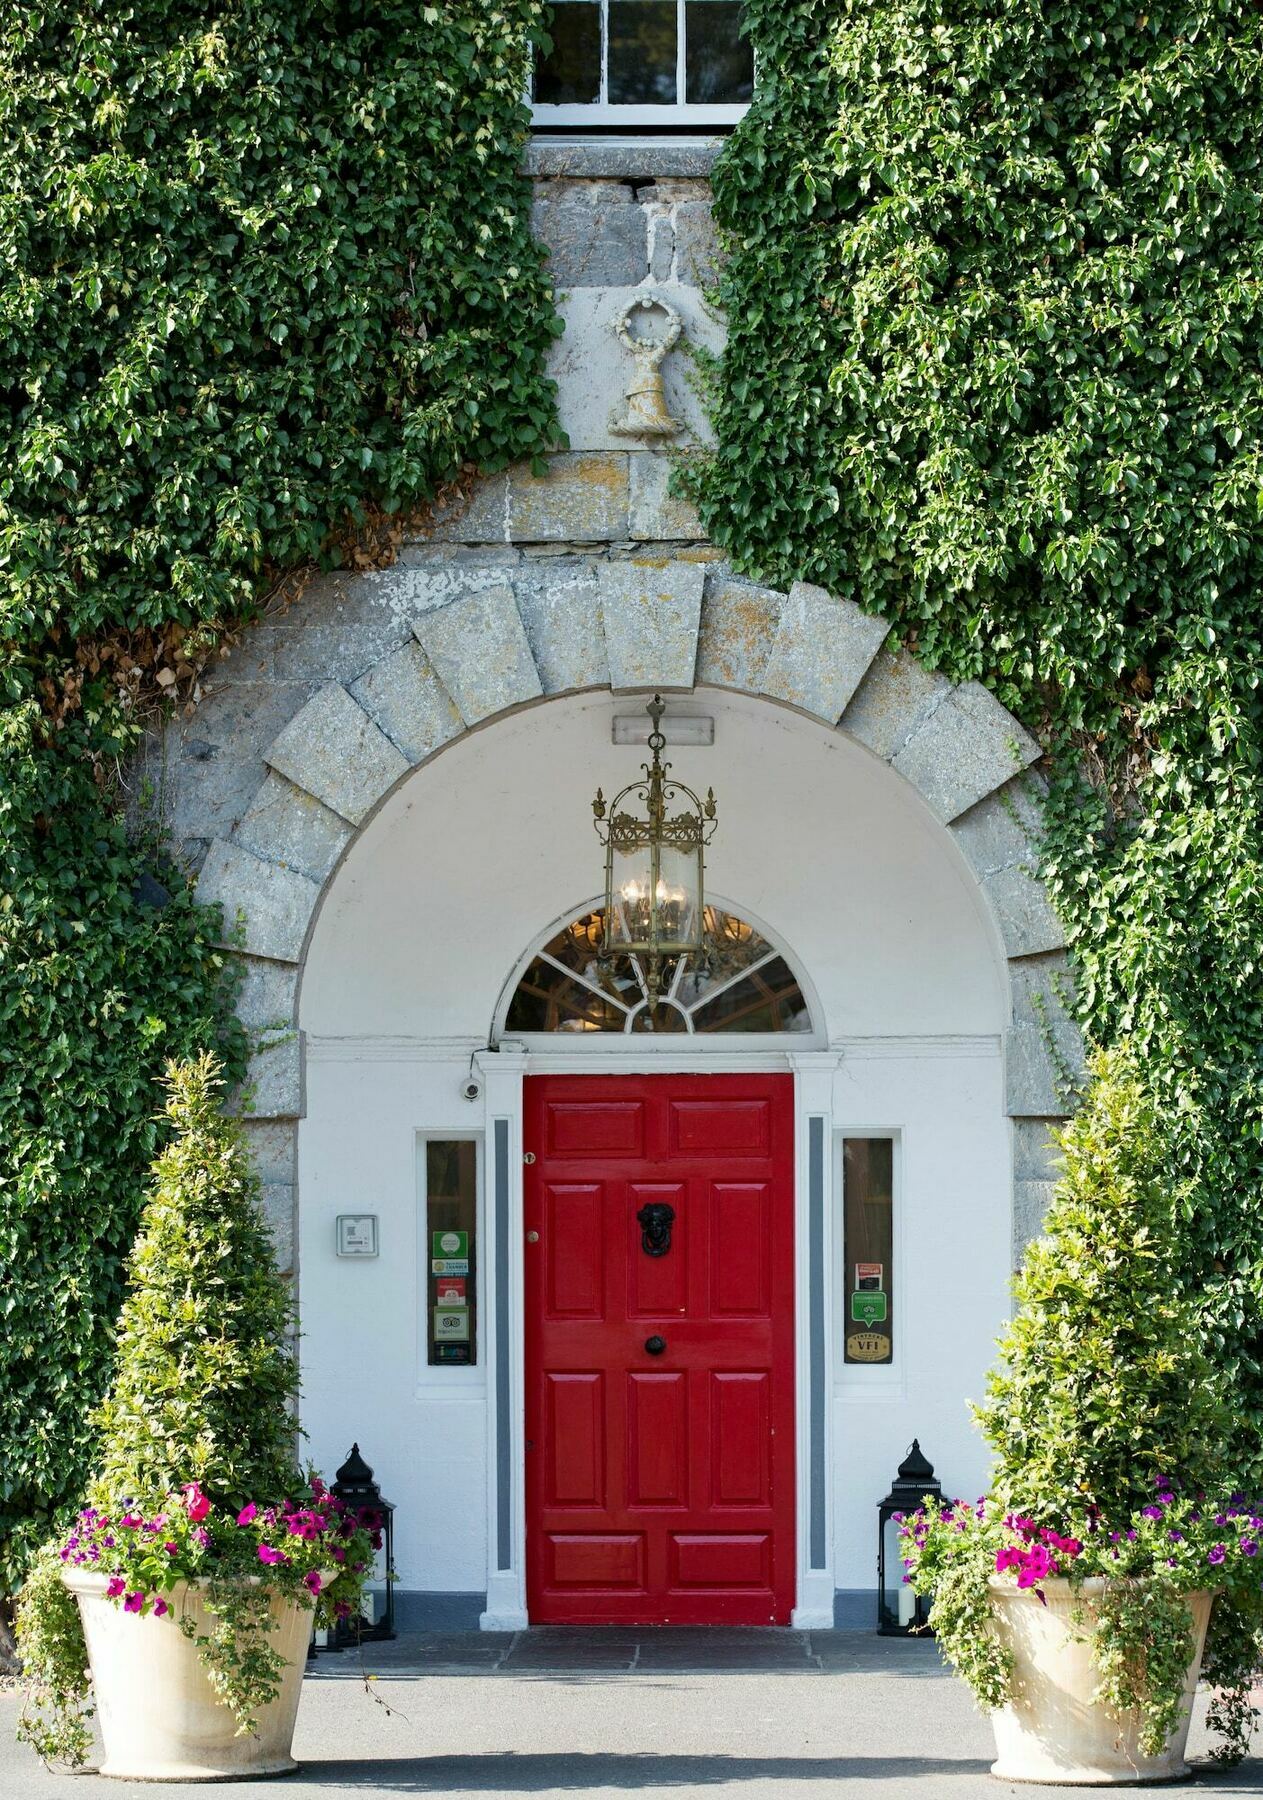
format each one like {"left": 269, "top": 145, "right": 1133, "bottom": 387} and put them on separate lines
{"left": 655, "top": 840, "right": 701, "bottom": 949}
{"left": 609, "top": 839, "right": 654, "bottom": 948}
{"left": 881, "top": 1512, "right": 916, "bottom": 1630}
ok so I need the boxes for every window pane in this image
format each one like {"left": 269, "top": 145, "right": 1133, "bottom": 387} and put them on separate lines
{"left": 427, "top": 1141, "right": 477, "bottom": 1367}
{"left": 685, "top": 1, "right": 753, "bottom": 103}
{"left": 534, "top": 0, "right": 600, "bottom": 104}
{"left": 505, "top": 958, "right": 629, "bottom": 1033}
{"left": 690, "top": 956, "right": 811, "bottom": 1032}
{"left": 608, "top": 1, "right": 678, "bottom": 105}
{"left": 843, "top": 1139, "right": 893, "bottom": 1366}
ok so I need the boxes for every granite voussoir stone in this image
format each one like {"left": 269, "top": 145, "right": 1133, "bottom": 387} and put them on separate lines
{"left": 233, "top": 770, "right": 353, "bottom": 884}
{"left": 513, "top": 568, "right": 608, "bottom": 694}
{"left": 628, "top": 453, "right": 706, "bottom": 541}
{"left": 696, "top": 576, "right": 784, "bottom": 692}
{"left": 1006, "top": 953, "right": 1085, "bottom": 1118}
{"left": 760, "top": 582, "right": 888, "bottom": 722}
{"left": 414, "top": 584, "right": 543, "bottom": 725}
{"left": 349, "top": 640, "right": 464, "bottom": 764}
{"left": 841, "top": 649, "right": 953, "bottom": 761}
{"left": 507, "top": 454, "right": 630, "bottom": 543}
{"left": 264, "top": 684, "right": 410, "bottom": 827}
{"left": 599, "top": 558, "right": 705, "bottom": 692}
{"left": 893, "top": 681, "right": 1042, "bottom": 823}
{"left": 195, "top": 838, "right": 320, "bottom": 963}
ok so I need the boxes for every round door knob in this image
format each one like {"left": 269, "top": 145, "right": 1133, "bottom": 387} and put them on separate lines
{"left": 644, "top": 1335, "right": 667, "bottom": 1356}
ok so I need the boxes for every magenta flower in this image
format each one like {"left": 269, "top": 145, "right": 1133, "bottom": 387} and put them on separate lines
{"left": 124, "top": 1591, "right": 145, "bottom": 1613}
{"left": 237, "top": 1503, "right": 258, "bottom": 1526}
{"left": 106, "top": 1576, "right": 126, "bottom": 1599}
{"left": 258, "top": 1545, "right": 288, "bottom": 1566}
{"left": 182, "top": 1483, "right": 211, "bottom": 1524}
{"left": 154, "top": 1599, "right": 169, "bottom": 1617}
{"left": 1141, "top": 1506, "right": 1163, "bottom": 1519}
{"left": 1208, "top": 1544, "right": 1227, "bottom": 1566}
{"left": 1241, "top": 1539, "right": 1258, "bottom": 1558}
{"left": 164, "top": 1541, "right": 179, "bottom": 1554}
{"left": 304, "top": 1571, "right": 323, "bottom": 1596}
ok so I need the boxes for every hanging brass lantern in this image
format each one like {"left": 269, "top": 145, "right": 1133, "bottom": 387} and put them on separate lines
{"left": 592, "top": 695, "right": 717, "bottom": 1002}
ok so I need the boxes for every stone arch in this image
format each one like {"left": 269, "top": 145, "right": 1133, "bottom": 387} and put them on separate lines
{"left": 186, "top": 558, "right": 1080, "bottom": 1273}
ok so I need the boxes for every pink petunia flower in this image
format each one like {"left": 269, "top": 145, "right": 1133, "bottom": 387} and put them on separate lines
{"left": 258, "top": 1544, "right": 289, "bottom": 1566}
{"left": 237, "top": 1503, "right": 258, "bottom": 1526}
{"left": 153, "top": 1599, "right": 169, "bottom": 1617}
{"left": 181, "top": 1483, "right": 211, "bottom": 1524}
{"left": 106, "top": 1576, "right": 126, "bottom": 1599}
{"left": 124, "top": 1592, "right": 145, "bottom": 1613}
{"left": 303, "top": 1571, "right": 323, "bottom": 1596}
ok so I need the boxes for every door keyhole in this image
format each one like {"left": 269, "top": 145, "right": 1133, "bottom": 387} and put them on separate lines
{"left": 644, "top": 1335, "right": 667, "bottom": 1356}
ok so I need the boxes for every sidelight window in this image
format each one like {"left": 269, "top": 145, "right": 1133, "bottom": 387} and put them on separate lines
{"left": 842, "top": 1137, "right": 895, "bottom": 1367}
{"left": 422, "top": 1139, "right": 479, "bottom": 1369}
{"left": 532, "top": 1, "right": 754, "bottom": 127}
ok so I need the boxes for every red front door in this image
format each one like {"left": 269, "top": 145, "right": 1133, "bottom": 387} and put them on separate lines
{"left": 524, "top": 1073, "right": 796, "bottom": 1625}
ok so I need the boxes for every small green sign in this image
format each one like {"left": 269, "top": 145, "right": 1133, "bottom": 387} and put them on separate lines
{"left": 432, "top": 1230, "right": 469, "bottom": 1259}
{"left": 851, "top": 1290, "right": 888, "bottom": 1325}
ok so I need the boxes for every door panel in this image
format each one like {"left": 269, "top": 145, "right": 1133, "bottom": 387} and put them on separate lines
{"left": 525, "top": 1073, "right": 795, "bottom": 1625}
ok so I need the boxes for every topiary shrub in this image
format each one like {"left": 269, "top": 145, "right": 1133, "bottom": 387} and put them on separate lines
{"left": 15, "top": 1053, "right": 376, "bottom": 1767}
{"left": 903, "top": 1048, "right": 1263, "bottom": 1763}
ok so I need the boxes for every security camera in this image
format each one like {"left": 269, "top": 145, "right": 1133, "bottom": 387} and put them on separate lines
{"left": 460, "top": 1073, "right": 484, "bottom": 1104}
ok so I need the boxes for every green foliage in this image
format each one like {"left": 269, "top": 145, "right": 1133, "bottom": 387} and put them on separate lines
{"left": 976, "top": 1050, "right": 1232, "bottom": 1517}
{"left": 0, "top": 684, "right": 247, "bottom": 1594}
{"left": 1, "top": 0, "right": 561, "bottom": 637}
{"left": 91, "top": 1053, "right": 300, "bottom": 1509}
{"left": 13, "top": 1546, "right": 93, "bottom": 1768}
{"left": 692, "top": 0, "right": 1263, "bottom": 1464}
{"left": 0, "top": 0, "right": 559, "bottom": 1597}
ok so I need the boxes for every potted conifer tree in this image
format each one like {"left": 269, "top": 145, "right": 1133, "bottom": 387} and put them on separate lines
{"left": 903, "top": 1048, "right": 1263, "bottom": 1783}
{"left": 15, "top": 1054, "right": 377, "bottom": 1779}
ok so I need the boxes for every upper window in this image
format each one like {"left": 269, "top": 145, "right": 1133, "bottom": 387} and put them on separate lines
{"left": 502, "top": 903, "right": 814, "bottom": 1038}
{"left": 532, "top": 2, "right": 754, "bottom": 128}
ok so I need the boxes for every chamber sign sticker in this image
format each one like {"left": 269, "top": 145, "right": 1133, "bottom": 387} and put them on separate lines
{"left": 850, "top": 1290, "right": 888, "bottom": 1325}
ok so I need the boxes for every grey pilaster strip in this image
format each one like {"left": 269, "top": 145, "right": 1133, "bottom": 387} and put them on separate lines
{"left": 494, "top": 1116, "right": 512, "bottom": 1571}
{"left": 808, "top": 1115, "right": 827, "bottom": 1570}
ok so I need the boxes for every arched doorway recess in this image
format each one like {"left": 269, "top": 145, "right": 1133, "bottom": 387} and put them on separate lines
{"left": 170, "top": 563, "right": 1081, "bottom": 1630}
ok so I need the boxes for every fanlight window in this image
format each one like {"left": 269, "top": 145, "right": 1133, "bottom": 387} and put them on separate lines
{"left": 505, "top": 906, "right": 813, "bottom": 1036}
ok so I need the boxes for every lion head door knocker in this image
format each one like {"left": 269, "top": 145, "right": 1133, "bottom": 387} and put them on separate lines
{"left": 609, "top": 292, "right": 684, "bottom": 439}
{"left": 636, "top": 1201, "right": 676, "bottom": 1257}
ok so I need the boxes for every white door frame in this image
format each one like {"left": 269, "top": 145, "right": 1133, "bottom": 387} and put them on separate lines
{"left": 475, "top": 1046, "right": 842, "bottom": 1631}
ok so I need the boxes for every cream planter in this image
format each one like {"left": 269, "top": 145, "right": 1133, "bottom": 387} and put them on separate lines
{"left": 63, "top": 1567, "right": 317, "bottom": 1782}
{"left": 987, "top": 1576, "right": 1213, "bottom": 1786}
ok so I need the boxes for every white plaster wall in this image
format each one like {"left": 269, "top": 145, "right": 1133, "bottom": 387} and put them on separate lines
{"left": 297, "top": 688, "right": 1012, "bottom": 1599}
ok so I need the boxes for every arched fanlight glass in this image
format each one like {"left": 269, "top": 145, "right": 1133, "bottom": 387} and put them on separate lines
{"left": 592, "top": 694, "right": 717, "bottom": 1001}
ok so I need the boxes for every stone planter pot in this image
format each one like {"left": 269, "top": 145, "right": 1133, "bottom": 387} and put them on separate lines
{"left": 987, "top": 1576, "right": 1213, "bottom": 1786}
{"left": 62, "top": 1566, "right": 320, "bottom": 1782}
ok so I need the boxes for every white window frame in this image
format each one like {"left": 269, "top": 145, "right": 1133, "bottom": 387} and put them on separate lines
{"left": 530, "top": 0, "right": 752, "bottom": 129}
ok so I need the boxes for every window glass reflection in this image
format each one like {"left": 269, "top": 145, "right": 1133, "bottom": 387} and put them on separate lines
{"left": 685, "top": 1, "right": 753, "bottom": 103}
{"left": 608, "top": 0, "right": 679, "bottom": 105}
{"left": 534, "top": 0, "right": 601, "bottom": 105}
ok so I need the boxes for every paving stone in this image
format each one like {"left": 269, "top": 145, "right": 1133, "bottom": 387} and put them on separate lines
{"left": 507, "top": 454, "right": 630, "bottom": 543}
{"left": 425, "top": 472, "right": 510, "bottom": 543}
{"left": 234, "top": 955, "right": 300, "bottom": 1033}
{"left": 598, "top": 558, "right": 705, "bottom": 692}
{"left": 761, "top": 582, "right": 888, "bottom": 723}
{"left": 1007, "top": 953, "right": 1085, "bottom": 1117}
{"left": 241, "top": 1118, "right": 298, "bottom": 1188}
{"left": 1013, "top": 1117, "right": 1063, "bottom": 1184}
{"left": 696, "top": 576, "right": 783, "bottom": 692}
{"left": 628, "top": 452, "right": 706, "bottom": 540}
{"left": 841, "top": 649, "right": 953, "bottom": 761}
{"left": 513, "top": 567, "right": 607, "bottom": 694}
{"left": 237, "top": 1031, "right": 303, "bottom": 1120}
{"left": 531, "top": 191, "right": 649, "bottom": 286}
{"left": 893, "top": 680, "right": 1042, "bottom": 824}
{"left": 260, "top": 1181, "right": 295, "bottom": 1273}
{"left": 234, "top": 771, "right": 353, "bottom": 883}
{"left": 349, "top": 640, "right": 464, "bottom": 764}
{"left": 195, "top": 839, "right": 321, "bottom": 963}
{"left": 1014, "top": 1179, "right": 1057, "bottom": 1267}
{"left": 414, "top": 585, "right": 543, "bottom": 724}
{"left": 547, "top": 287, "right": 725, "bottom": 453}
{"left": 264, "top": 684, "right": 410, "bottom": 826}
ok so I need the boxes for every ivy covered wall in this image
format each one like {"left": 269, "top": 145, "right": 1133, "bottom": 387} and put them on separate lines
{"left": 0, "top": 1, "right": 559, "bottom": 1596}
{"left": 689, "top": 0, "right": 1263, "bottom": 1471}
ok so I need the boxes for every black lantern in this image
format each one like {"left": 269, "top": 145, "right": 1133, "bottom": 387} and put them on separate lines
{"left": 877, "top": 1440, "right": 943, "bottom": 1635}
{"left": 328, "top": 1444, "right": 396, "bottom": 1646}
